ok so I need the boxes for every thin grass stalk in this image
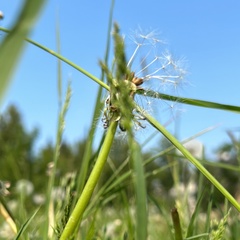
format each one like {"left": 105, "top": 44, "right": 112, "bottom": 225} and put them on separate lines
{"left": 60, "top": 121, "right": 118, "bottom": 240}
{"left": 75, "top": 0, "right": 115, "bottom": 197}
{"left": 0, "top": 0, "right": 46, "bottom": 104}
{"left": 0, "top": 27, "right": 109, "bottom": 92}
{"left": 137, "top": 90, "right": 240, "bottom": 114}
{"left": 44, "top": 84, "right": 72, "bottom": 238}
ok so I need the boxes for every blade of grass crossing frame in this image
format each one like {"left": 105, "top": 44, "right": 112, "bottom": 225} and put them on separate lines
{"left": 143, "top": 111, "right": 240, "bottom": 212}
{"left": 0, "top": 26, "right": 110, "bottom": 92}
{"left": 131, "top": 140, "right": 148, "bottom": 240}
{"left": 60, "top": 121, "right": 117, "bottom": 240}
{"left": 138, "top": 90, "right": 240, "bottom": 114}
{"left": 0, "top": 0, "right": 46, "bottom": 104}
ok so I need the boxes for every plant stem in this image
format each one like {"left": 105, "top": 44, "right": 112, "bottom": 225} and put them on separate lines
{"left": 60, "top": 121, "right": 117, "bottom": 240}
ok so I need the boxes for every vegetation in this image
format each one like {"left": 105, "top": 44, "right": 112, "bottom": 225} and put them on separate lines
{"left": 1, "top": 1, "right": 240, "bottom": 239}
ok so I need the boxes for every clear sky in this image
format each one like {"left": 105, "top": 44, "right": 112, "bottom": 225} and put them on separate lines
{"left": 1, "top": 0, "right": 240, "bottom": 157}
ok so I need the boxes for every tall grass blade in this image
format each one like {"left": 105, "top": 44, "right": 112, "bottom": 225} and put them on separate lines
{"left": 171, "top": 207, "right": 183, "bottom": 240}
{"left": 121, "top": 191, "right": 135, "bottom": 239}
{"left": 14, "top": 208, "right": 40, "bottom": 240}
{"left": 131, "top": 140, "right": 148, "bottom": 240}
{"left": 60, "top": 121, "right": 117, "bottom": 240}
{"left": 44, "top": 83, "right": 72, "bottom": 238}
{"left": 0, "top": 0, "right": 46, "bottom": 104}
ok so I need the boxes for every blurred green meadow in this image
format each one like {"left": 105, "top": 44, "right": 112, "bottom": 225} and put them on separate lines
{"left": 1, "top": 1, "right": 240, "bottom": 239}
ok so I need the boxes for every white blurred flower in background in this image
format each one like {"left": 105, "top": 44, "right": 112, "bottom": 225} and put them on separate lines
{"left": 15, "top": 179, "right": 34, "bottom": 196}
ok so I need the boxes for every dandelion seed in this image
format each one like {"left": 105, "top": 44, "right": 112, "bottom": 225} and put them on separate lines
{"left": 101, "top": 25, "right": 187, "bottom": 132}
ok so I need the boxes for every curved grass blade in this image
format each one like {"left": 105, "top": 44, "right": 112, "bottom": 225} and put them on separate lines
{"left": 138, "top": 89, "right": 240, "bottom": 113}
{"left": 142, "top": 110, "right": 240, "bottom": 212}
{"left": 0, "top": 0, "right": 46, "bottom": 104}
{"left": 185, "top": 191, "right": 204, "bottom": 237}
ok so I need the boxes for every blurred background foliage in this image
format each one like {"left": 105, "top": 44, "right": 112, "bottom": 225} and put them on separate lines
{"left": 1, "top": 104, "right": 240, "bottom": 212}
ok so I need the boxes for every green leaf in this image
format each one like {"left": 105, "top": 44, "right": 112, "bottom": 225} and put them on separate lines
{"left": 0, "top": 0, "right": 46, "bottom": 104}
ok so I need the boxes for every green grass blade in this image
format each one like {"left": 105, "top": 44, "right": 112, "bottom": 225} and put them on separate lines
{"left": 55, "top": 14, "right": 62, "bottom": 106}
{"left": 0, "top": 27, "right": 109, "bottom": 92}
{"left": 143, "top": 111, "right": 240, "bottom": 212}
{"left": 60, "top": 121, "right": 117, "bottom": 240}
{"left": 0, "top": 0, "right": 46, "bottom": 104}
{"left": 131, "top": 140, "right": 148, "bottom": 240}
{"left": 121, "top": 191, "right": 135, "bottom": 239}
{"left": 185, "top": 233, "right": 209, "bottom": 239}
{"left": 14, "top": 207, "right": 40, "bottom": 240}
{"left": 138, "top": 90, "right": 240, "bottom": 113}
{"left": 186, "top": 191, "right": 204, "bottom": 237}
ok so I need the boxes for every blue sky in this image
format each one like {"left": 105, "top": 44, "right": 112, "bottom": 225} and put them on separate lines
{"left": 1, "top": 0, "right": 240, "bottom": 157}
